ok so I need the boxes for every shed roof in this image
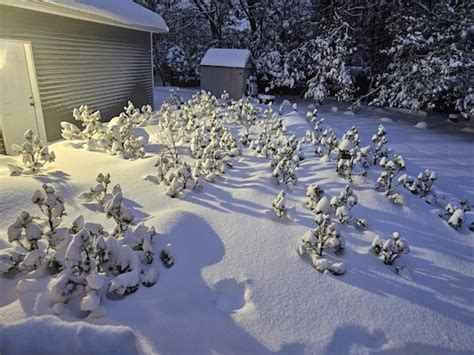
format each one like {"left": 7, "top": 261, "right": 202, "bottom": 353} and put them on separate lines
{"left": 201, "top": 48, "right": 252, "bottom": 68}
{"left": 0, "top": 0, "right": 168, "bottom": 33}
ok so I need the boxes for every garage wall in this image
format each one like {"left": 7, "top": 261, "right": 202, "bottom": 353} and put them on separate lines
{"left": 0, "top": 5, "right": 153, "bottom": 141}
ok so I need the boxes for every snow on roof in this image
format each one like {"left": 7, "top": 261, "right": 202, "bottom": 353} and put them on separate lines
{"left": 201, "top": 48, "right": 252, "bottom": 68}
{"left": 0, "top": 0, "right": 168, "bottom": 33}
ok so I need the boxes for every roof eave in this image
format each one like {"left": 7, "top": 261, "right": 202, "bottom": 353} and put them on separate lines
{"left": 1, "top": 1, "right": 169, "bottom": 33}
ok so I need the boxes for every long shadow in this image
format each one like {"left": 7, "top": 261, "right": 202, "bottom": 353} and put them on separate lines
{"left": 324, "top": 324, "right": 471, "bottom": 355}
{"left": 101, "top": 212, "right": 273, "bottom": 354}
{"left": 340, "top": 248, "right": 474, "bottom": 328}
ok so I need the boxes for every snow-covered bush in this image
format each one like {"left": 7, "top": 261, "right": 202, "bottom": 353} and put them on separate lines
{"left": 8, "top": 129, "right": 55, "bottom": 176}
{"left": 306, "top": 184, "right": 325, "bottom": 211}
{"left": 298, "top": 213, "right": 345, "bottom": 275}
{"left": 79, "top": 173, "right": 121, "bottom": 211}
{"left": 376, "top": 154, "right": 406, "bottom": 203}
{"left": 1, "top": 183, "right": 174, "bottom": 316}
{"left": 371, "top": 125, "right": 388, "bottom": 165}
{"left": 398, "top": 169, "right": 437, "bottom": 203}
{"left": 315, "top": 128, "right": 338, "bottom": 162}
{"left": 61, "top": 103, "right": 148, "bottom": 159}
{"left": 441, "top": 203, "right": 465, "bottom": 231}
{"left": 272, "top": 190, "right": 287, "bottom": 218}
{"left": 371, "top": 232, "right": 409, "bottom": 265}
{"left": 228, "top": 98, "right": 258, "bottom": 143}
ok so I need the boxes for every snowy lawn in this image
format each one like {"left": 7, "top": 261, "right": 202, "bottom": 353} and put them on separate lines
{"left": 0, "top": 87, "right": 473, "bottom": 354}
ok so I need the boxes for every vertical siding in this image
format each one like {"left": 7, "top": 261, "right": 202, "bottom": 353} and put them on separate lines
{"left": 0, "top": 5, "right": 153, "bottom": 141}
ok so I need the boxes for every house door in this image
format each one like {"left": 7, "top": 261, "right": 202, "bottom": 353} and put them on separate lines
{"left": 0, "top": 40, "right": 42, "bottom": 155}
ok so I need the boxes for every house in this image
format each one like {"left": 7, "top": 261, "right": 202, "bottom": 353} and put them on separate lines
{"left": 200, "top": 48, "right": 255, "bottom": 100}
{"left": 0, "top": 0, "right": 168, "bottom": 155}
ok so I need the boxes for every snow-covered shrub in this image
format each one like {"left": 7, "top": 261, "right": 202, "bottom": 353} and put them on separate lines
{"left": 1, "top": 183, "right": 174, "bottom": 316}
{"left": 298, "top": 213, "right": 345, "bottom": 275}
{"left": 272, "top": 190, "right": 287, "bottom": 218}
{"left": 336, "top": 126, "right": 370, "bottom": 181}
{"left": 371, "top": 125, "right": 388, "bottom": 165}
{"left": 398, "top": 169, "right": 437, "bottom": 203}
{"left": 441, "top": 203, "right": 465, "bottom": 231}
{"left": 371, "top": 232, "right": 409, "bottom": 265}
{"left": 123, "top": 101, "right": 154, "bottom": 126}
{"left": 79, "top": 173, "right": 121, "bottom": 211}
{"left": 306, "top": 184, "right": 325, "bottom": 211}
{"left": 272, "top": 157, "right": 298, "bottom": 185}
{"left": 228, "top": 98, "right": 258, "bottom": 144}
{"left": 164, "top": 90, "right": 184, "bottom": 109}
{"left": 376, "top": 154, "right": 406, "bottom": 203}
{"left": 315, "top": 128, "right": 338, "bottom": 161}
{"left": 61, "top": 103, "right": 147, "bottom": 159}
{"left": 8, "top": 129, "right": 55, "bottom": 176}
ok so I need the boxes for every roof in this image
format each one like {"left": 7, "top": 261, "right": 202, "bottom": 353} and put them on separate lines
{"left": 0, "top": 0, "right": 168, "bottom": 33}
{"left": 201, "top": 48, "right": 252, "bottom": 68}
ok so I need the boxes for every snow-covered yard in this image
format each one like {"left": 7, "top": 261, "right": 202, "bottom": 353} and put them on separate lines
{"left": 0, "top": 87, "right": 473, "bottom": 354}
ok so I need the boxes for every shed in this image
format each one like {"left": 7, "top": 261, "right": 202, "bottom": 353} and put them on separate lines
{"left": 200, "top": 48, "right": 254, "bottom": 100}
{"left": 0, "top": 0, "right": 168, "bottom": 155}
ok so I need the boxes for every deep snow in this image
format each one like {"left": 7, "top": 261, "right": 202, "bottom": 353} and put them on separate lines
{"left": 0, "top": 87, "right": 473, "bottom": 354}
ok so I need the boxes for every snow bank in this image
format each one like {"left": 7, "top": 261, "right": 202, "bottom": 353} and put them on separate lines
{"left": 0, "top": 316, "right": 139, "bottom": 355}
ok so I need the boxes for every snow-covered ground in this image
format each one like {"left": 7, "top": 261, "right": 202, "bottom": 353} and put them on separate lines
{"left": 0, "top": 87, "right": 473, "bottom": 354}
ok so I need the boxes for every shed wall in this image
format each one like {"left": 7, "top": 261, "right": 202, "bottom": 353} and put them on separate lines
{"left": 201, "top": 66, "right": 246, "bottom": 100}
{"left": 0, "top": 5, "right": 153, "bottom": 141}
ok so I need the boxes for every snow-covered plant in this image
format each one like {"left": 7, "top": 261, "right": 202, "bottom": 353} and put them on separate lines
{"left": 79, "top": 173, "right": 121, "bottom": 211}
{"left": 160, "top": 243, "right": 175, "bottom": 268}
{"left": 398, "top": 169, "right": 437, "bottom": 203}
{"left": 122, "top": 101, "right": 154, "bottom": 126}
{"left": 371, "top": 232, "right": 409, "bottom": 265}
{"left": 329, "top": 185, "right": 366, "bottom": 228}
{"left": 460, "top": 199, "right": 471, "bottom": 212}
{"left": 8, "top": 129, "right": 55, "bottom": 176}
{"left": 272, "top": 190, "right": 287, "bottom": 218}
{"left": 1, "top": 182, "right": 175, "bottom": 315}
{"left": 228, "top": 98, "right": 258, "bottom": 142}
{"left": 104, "top": 191, "right": 134, "bottom": 236}
{"left": 371, "top": 125, "right": 388, "bottom": 165}
{"left": 298, "top": 213, "right": 345, "bottom": 275}
{"left": 164, "top": 89, "right": 184, "bottom": 109}
{"left": 315, "top": 128, "right": 338, "bottom": 161}
{"left": 61, "top": 104, "right": 147, "bottom": 159}
{"left": 272, "top": 157, "right": 297, "bottom": 185}
{"left": 306, "top": 184, "right": 325, "bottom": 211}
{"left": 376, "top": 154, "right": 406, "bottom": 203}
{"left": 441, "top": 203, "right": 465, "bottom": 231}
{"left": 61, "top": 105, "right": 103, "bottom": 147}
{"left": 105, "top": 114, "right": 146, "bottom": 159}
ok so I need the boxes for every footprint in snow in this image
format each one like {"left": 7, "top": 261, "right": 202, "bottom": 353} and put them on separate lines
{"left": 213, "top": 279, "right": 252, "bottom": 313}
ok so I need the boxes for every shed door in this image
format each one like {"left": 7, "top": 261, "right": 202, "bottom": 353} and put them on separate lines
{"left": 0, "top": 40, "right": 41, "bottom": 155}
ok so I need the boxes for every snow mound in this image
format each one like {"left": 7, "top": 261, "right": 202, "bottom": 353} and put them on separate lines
{"left": 0, "top": 316, "right": 139, "bottom": 355}
{"left": 380, "top": 117, "right": 394, "bottom": 123}
{"left": 414, "top": 121, "right": 428, "bottom": 129}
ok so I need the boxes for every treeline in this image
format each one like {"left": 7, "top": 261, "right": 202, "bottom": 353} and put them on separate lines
{"left": 136, "top": 0, "right": 473, "bottom": 119}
